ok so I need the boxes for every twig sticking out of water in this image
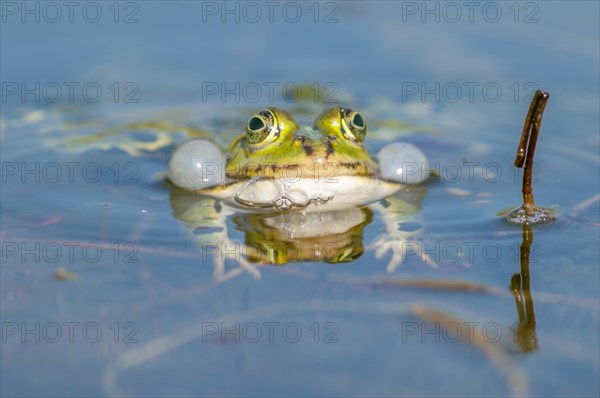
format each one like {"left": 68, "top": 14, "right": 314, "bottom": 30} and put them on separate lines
{"left": 507, "top": 90, "right": 555, "bottom": 224}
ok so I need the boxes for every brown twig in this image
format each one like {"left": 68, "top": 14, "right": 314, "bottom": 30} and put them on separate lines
{"left": 514, "top": 90, "right": 550, "bottom": 214}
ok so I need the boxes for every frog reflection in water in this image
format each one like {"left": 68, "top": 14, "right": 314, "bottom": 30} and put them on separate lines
{"left": 169, "top": 107, "right": 433, "bottom": 277}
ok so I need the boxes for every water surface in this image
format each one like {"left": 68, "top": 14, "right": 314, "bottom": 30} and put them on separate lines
{"left": 1, "top": 2, "right": 599, "bottom": 396}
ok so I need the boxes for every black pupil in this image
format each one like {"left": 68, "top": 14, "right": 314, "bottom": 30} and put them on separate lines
{"left": 249, "top": 116, "right": 265, "bottom": 131}
{"left": 352, "top": 114, "right": 364, "bottom": 128}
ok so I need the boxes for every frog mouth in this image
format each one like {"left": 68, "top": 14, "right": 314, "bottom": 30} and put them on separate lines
{"left": 234, "top": 176, "right": 334, "bottom": 211}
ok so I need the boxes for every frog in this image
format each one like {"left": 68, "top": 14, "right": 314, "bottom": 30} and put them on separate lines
{"left": 168, "top": 106, "right": 435, "bottom": 278}
{"left": 177, "top": 106, "right": 412, "bottom": 212}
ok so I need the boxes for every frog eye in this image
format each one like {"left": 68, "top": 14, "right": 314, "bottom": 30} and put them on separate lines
{"left": 313, "top": 106, "right": 368, "bottom": 144}
{"left": 246, "top": 109, "right": 279, "bottom": 145}
{"left": 340, "top": 108, "right": 367, "bottom": 143}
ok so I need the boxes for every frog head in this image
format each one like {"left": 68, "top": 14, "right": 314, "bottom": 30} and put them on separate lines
{"left": 224, "top": 107, "right": 379, "bottom": 181}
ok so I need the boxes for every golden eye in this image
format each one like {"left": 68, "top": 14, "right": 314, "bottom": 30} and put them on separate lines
{"left": 313, "top": 106, "right": 367, "bottom": 144}
{"left": 246, "top": 109, "right": 278, "bottom": 144}
{"left": 340, "top": 108, "right": 366, "bottom": 143}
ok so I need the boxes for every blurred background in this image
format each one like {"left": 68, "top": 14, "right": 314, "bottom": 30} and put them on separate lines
{"left": 1, "top": 1, "right": 599, "bottom": 397}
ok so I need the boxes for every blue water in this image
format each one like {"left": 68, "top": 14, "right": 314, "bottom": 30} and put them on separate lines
{"left": 1, "top": 1, "right": 599, "bottom": 397}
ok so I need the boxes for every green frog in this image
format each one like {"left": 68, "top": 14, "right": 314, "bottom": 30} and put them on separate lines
{"left": 170, "top": 106, "right": 423, "bottom": 212}
{"left": 168, "top": 106, "right": 434, "bottom": 278}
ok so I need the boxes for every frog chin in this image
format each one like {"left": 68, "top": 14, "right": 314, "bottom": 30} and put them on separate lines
{"left": 199, "top": 176, "right": 402, "bottom": 212}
